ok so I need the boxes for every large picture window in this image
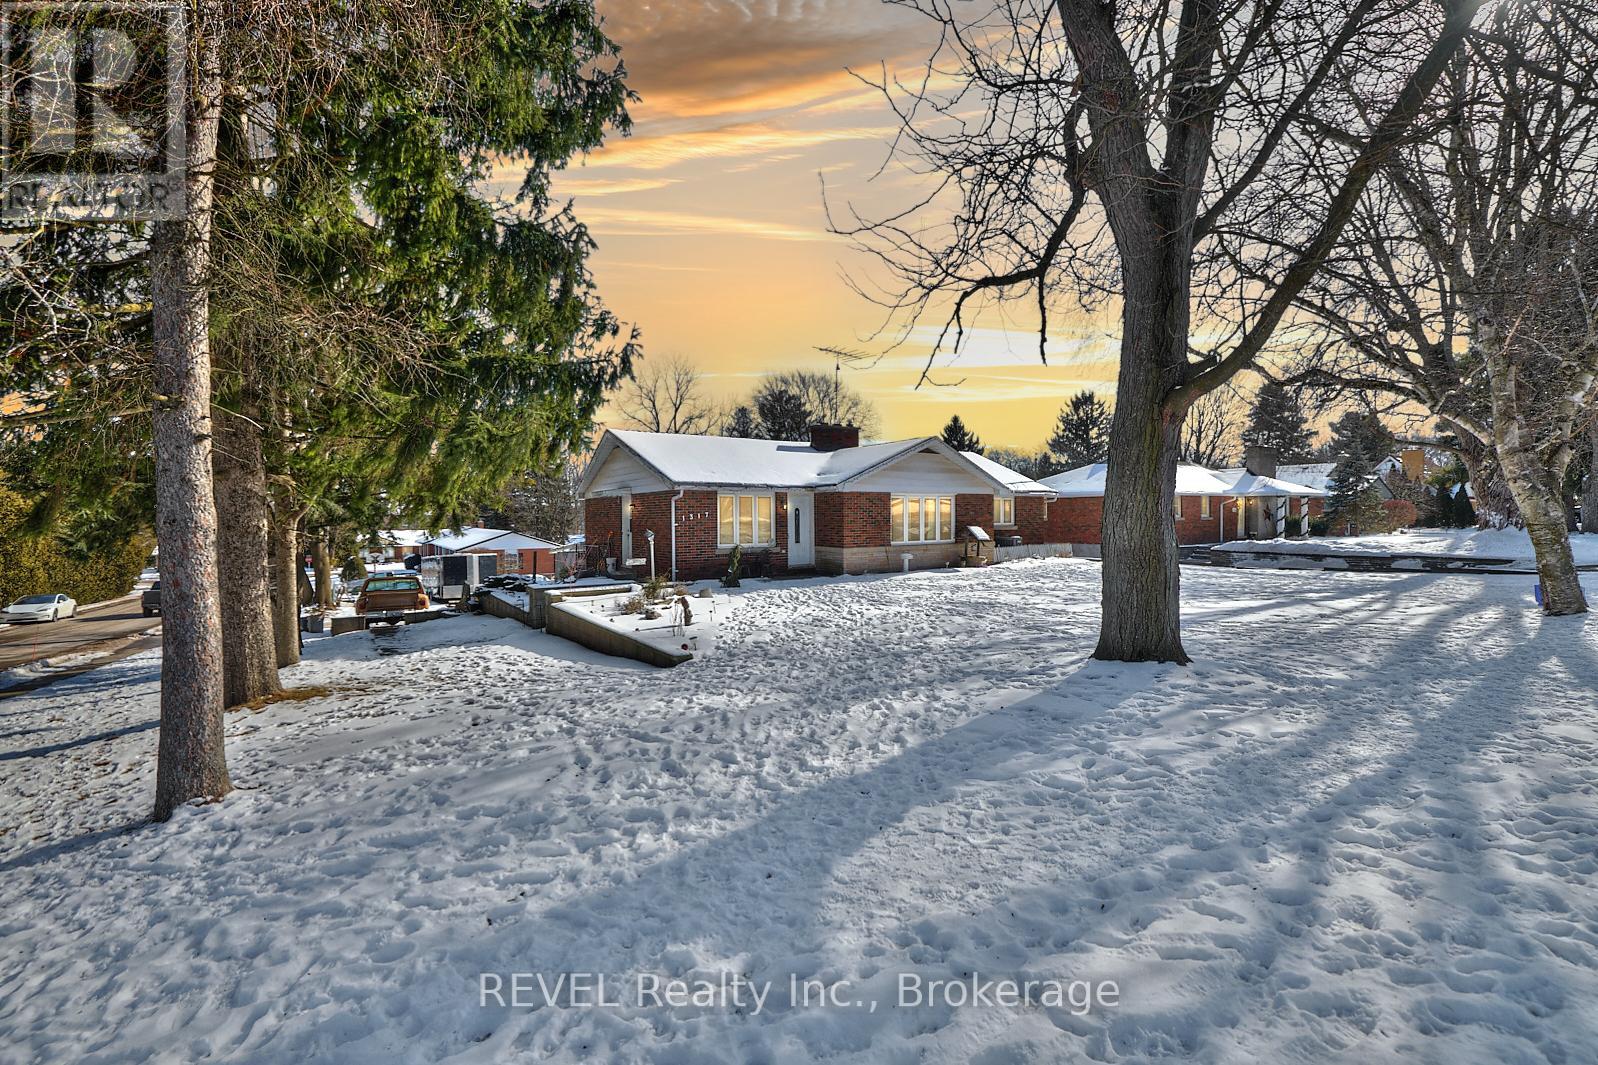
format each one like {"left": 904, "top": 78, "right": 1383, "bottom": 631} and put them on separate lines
{"left": 892, "top": 494, "right": 955, "bottom": 544}
{"left": 718, "top": 493, "right": 773, "bottom": 547}
{"left": 993, "top": 496, "right": 1015, "bottom": 526}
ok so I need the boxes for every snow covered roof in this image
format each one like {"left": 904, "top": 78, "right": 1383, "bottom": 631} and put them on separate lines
{"left": 1220, "top": 472, "right": 1328, "bottom": 498}
{"left": 423, "top": 528, "right": 561, "bottom": 553}
{"left": 959, "top": 451, "right": 1055, "bottom": 496}
{"left": 1274, "top": 463, "right": 1335, "bottom": 492}
{"left": 375, "top": 529, "right": 431, "bottom": 547}
{"left": 1039, "top": 463, "right": 1236, "bottom": 498}
{"left": 583, "top": 430, "right": 1026, "bottom": 495}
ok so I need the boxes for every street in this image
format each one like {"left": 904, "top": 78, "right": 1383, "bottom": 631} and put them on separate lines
{"left": 0, "top": 594, "right": 160, "bottom": 675}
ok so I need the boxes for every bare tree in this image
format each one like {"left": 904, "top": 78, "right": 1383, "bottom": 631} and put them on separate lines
{"left": 835, "top": 0, "right": 1483, "bottom": 662}
{"left": 1278, "top": 4, "right": 1598, "bottom": 614}
{"left": 753, "top": 370, "right": 880, "bottom": 437}
{"left": 615, "top": 355, "right": 720, "bottom": 435}
{"left": 1179, "top": 387, "right": 1245, "bottom": 468}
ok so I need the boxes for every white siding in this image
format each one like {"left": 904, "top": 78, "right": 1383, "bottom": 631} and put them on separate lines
{"left": 848, "top": 449, "right": 993, "bottom": 494}
{"left": 587, "top": 447, "right": 670, "bottom": 495}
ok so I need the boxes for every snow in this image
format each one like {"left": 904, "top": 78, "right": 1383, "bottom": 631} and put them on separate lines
{"left": 556, "top": 588, "right": 722, "bottom": 658}
{"left": 1227, "top": 528, "right": 1598, "bottom": 565}
{"left": 1043, "top": 462, "right": 1236, "bottom": 497}
{"left": 3, "top": 560, "right": 1597, "bottom": 1063}
{"left": 1219, "top": 471, "right": 1327, "bottom": 498}
{"left": 422, "top": 528, "right": 561, "bottom": 553}
{"left": 959, "top": 450, "right": 1055, "bottom": 495}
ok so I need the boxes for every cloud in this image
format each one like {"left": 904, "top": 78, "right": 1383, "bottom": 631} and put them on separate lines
{"left": 574, "top": 205, "right": 832, "bottom": 242}
{"left": 579, "top": 121, "right": 894, "bottom": 172}
{"left": 597, "top": 0, "right": 936, "bottom": 120}
{"left": 550, "top": 176, "right": 683, "bottom": 197}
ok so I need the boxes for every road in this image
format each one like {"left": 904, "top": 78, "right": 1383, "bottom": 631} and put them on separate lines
{"left": 0, "top": 594, "right": 160, "bottom": 674}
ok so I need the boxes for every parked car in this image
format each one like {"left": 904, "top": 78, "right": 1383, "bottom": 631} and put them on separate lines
{"left": 141, "top": 581, "right": 161, "bottom": 616}
{"left": 354, "top": 575, "right": 430, "bottom": 616}
{"left": 3, "top": 593, "right": 77, "bottom": 623}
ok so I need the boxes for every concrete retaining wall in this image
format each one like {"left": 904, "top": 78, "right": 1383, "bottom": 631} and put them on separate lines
{"left": 544, "top": 600, "right": 692, "bottom": 668}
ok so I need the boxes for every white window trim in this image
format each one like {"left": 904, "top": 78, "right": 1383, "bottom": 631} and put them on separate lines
{"left": 891, "top": 494, "right": 956, "bottom": 545}
{"left": 716, "top": 492, "right": 776, "bottom": 549}
{"left": 993, "top": 495, "right": 1016, "bottom": 527}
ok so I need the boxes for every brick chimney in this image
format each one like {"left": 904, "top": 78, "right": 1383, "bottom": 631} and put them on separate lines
{"left": 1243, "top": 444, "right": 1278, "bottom": 478}
{"left": 809, "top": 423, "right": 860, "bottom": 451}
{"left": 1400, "top": 447, "right": 1424, "bottom": 482}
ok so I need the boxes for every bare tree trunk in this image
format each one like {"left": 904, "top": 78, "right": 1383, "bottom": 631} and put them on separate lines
{"left": 152, "top": 7, "right": 230, "bottom": 821}
{"left": 1584, "top": 421, "right": 1598, "bottom": 534}
{"left": 1500, "top": 449, "right": 1587, "bottom": 615}
{"left": 1484, "top": 343, "right": 1588, "bottom": 615}
{"left": 1095, "top": 265, "right": 1191, "bottom": 664}
{"left": 312, "top": 535, "right": 335, "bottom": 609}
{"left": 268, "top": 505, "right": 303, "bottom": 667}
{"left": 213, "top": 400, "right": 281, "bottom": 707}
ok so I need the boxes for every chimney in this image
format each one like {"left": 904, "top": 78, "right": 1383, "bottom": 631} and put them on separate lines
{"left": 809, "top": 423, "right": 859, "bottom": 451}
{"left": 1400, "top": 447, "right": 1424, "bottom": 482}
{"left": 1243, "top": 444, "right": 1278, "bottom": 478}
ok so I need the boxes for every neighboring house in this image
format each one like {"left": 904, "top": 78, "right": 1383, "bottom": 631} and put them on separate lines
{"left": 416, "top": 527, "right": 561, "bottom": 577}
{"left": 578, "top": 424, "right": 1057, "bottom": 580}
{"left": 1044, "top": 446, "right": 1327, "bottom": 546}
{"left": 1042, "top": 463, "right": 1242, "bottom": 545}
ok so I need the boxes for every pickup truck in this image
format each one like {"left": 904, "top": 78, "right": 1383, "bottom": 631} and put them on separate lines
{"left": 141, "top": 581, "right": 161, "bottom": 617}
{"left": 354, "top": 574, "right": 430, "bottom": 617}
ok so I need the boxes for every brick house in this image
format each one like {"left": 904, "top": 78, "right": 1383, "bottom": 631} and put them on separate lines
{"left": 1040, "top": 451, "right": 1327, "bottom": 547}
{"left": 415, "top": 528, "right": 561, "bottom": 577}
{"left": 578, "top": 425, "right": 1057, "bottom": 581}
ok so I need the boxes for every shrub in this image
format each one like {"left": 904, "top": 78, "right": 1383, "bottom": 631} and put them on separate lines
{"left": 642, "top": 573, "right": 670, "bottom": 602}
{"left": 1308, "top": 516, "right": 1331, "bottom": 537}
{"left": 1380, "top": 498, "right": 1419, "bottom": 532}
{"left": 721, "top": 545, "right": 743, "bottom": 588}
{"left": 0, "top": 482, "right": 150, "bottom": 607}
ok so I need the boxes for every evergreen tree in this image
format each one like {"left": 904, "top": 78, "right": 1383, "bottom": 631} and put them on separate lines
{"left": 1049, "top": 391, "right": 1112, "bottom": 467}
{"left": 1323, "top": 411, "right": 1393, "bottom": 533}
{"left": 940, "top": 415, "right": 984, "bottom": 454}
{"left": 1453, "top": 484, "right": 1478, "bottom": 527}
{"left": 1242, "top": 381, "right": 1315, "bottom": 461}
{"left": 756, "top": 389, "right": 812, "bottom": 441}
{"left": 723, "top": 406, "right": 760, "bottom": 438}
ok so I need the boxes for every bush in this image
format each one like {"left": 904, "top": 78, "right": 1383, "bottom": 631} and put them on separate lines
{"left": 721, "top": 545, "right": 743, "bottom": 588}
{"left": 1308, "top": 516, "right": 1331, "bottom": 537}
{"left": 0, "top": 482, "right": 150, "bottom": 607}
{"left": 642, "top": 573, "right": 670, "bottom": 602}
{"left": 1283, "top": 516, "right": 1304, "bottom": 537}
{"left": 1380, "top": 498, "right": 1419, "bottom": 532}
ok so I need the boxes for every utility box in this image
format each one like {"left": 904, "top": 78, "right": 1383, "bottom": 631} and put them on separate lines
{"left": 438, "top": 552, "right": 497, "bottom": 601}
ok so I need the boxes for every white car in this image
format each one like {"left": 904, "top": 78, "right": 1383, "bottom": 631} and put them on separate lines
{"left": 2, "top": 593, "right": 78, "bottom": 623}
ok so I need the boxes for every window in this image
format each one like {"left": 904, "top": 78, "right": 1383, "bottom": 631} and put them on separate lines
{"left": 718, "top": 493, "right": 773, "bottom": 547}
{"left": 993, "top": 496, "right": 1015, "bottom": 526}
{"left": 892, "top": 494, "right": 955, "bottom": 543}
{"left": 1200, "top": 495, "right": 1212, "bottom": 519}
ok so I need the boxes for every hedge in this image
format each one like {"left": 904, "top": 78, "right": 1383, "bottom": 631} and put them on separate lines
{"left": 0, "top": 483, "right": 152, "bottom": 608}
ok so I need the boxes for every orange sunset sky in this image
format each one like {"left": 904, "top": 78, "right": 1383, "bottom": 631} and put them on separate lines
{"left": 542, "top": 0, "right": 1129, "bottom": 449}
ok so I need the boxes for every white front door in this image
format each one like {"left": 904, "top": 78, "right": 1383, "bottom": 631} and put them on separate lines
{"left": 787, "top": 490, "right": 815, "bottom": 567}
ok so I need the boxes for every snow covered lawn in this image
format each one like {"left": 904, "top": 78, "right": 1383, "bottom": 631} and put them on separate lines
{"left": 1224, "top": 527, "right": 1598, "bottom": 565}
{"left": 2, "top": 560, "right": 1596, "bottom": 1063}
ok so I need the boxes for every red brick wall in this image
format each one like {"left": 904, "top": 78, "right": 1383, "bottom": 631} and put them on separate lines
{"left": 815, "top": 491, "right": 890, "bottom": 548}
{"left": 588, "top": 490, "right": 791, "bottom": 582}
{"left": 1013, "top": 495, "right": 1050, "bottom": 544}
{"left": 583, "top": 496, "right": 622, "bottom": 562}
{"left": 956, "top": 494, "right": 995, "bottom": 541}
{"left": 1047, "top": 497, "right": 1103, "bottom": 543}
{"left": 1174, "top": 496, "right": 1223, "bottom": 545}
